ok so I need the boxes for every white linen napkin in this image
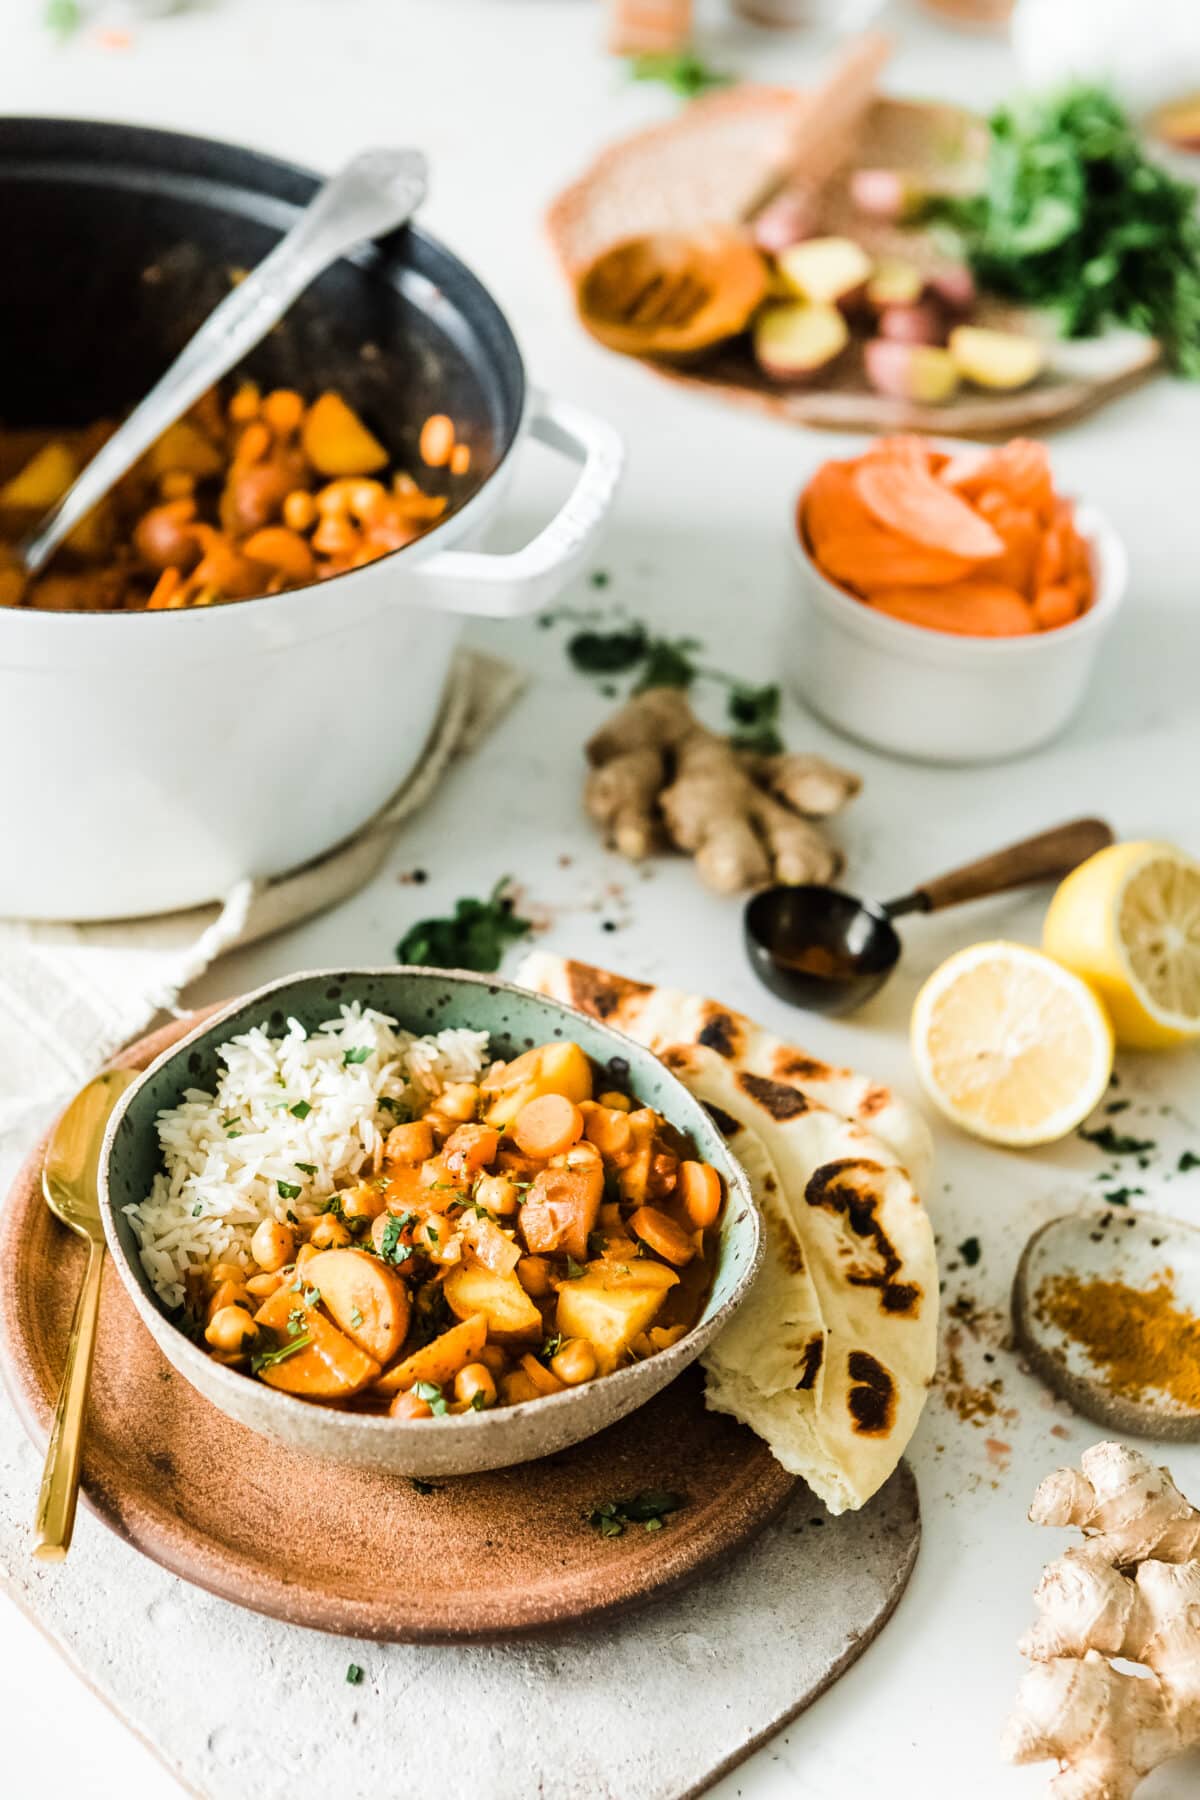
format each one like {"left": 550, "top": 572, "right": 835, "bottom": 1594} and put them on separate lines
{"left": 0, "top": 647, "right": 523, "bottom": 1148}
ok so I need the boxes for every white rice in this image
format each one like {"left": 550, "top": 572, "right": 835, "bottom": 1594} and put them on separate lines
{"left": 125, "top": 1003, "right": 489, "bottom": 1310}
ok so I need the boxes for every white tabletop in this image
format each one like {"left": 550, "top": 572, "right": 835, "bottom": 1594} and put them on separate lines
{"left": 3, "top": 3, "right": 1200, "bottom": 1796}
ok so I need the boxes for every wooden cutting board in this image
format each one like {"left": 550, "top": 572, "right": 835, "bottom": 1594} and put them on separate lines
{"left": 0, "top": 1012, "right": 921, "bottom": 1795}
{"left": 548, "top": 90, "right": 1159, "bottom": 438}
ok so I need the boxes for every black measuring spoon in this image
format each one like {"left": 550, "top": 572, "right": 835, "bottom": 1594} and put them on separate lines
{"left": 744, "top": 818, "right": 1114, "bottom": 1016}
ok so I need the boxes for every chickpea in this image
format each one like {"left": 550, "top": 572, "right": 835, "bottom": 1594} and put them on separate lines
{"left": 310, "top": 1213, "right": 352, "bottom": 1250}
{"left": 282, "top": 488, "right": 317, "bottom": 533}
{"left": 228, "top": 381, "right": 260, "bottom": 423}
{"left": 598, "top": 1090, "right": 632, "bottom": 1112}
{"left": 449, "top": 442, "right": 471, "bottom": 477}
{"left": 516, "top": 1255, "right": 553, "bottom": 1299}
{"left": 474, "top": 1173, "right": 519, "bottom": 1217}
{"left": 250, "top": 1217, "right": 295, "bottom": 1272}
{"left": 206, "top": 1278, "right": 250, "bottom": 1322}
{"left": 341, "top": 1182, "right": 386, "bottom": 1222}
{"left": 550, "top": 1339, "right": 597, "bottom": 1387}
{"left": 422, "top": 1110, "right": 456, "bottom": 1145}
{"left": 454, "top": 1362, "right": 497, "bottom": 1409}
{"left": 312, "top": 513, "right": 360, "bottom": 557}
{"left": 205, "top": 1305, "right": 258, "bottom": 1353}
{"left": 415, "top": 1213, "right": 452, "bottom": 1257}
{"left": 437, "top": 1082, "right": 480, "bottom": 1123}
{"left": 555, "top": 1140, "right": 602, "bottom": 1173}
{"left": 385, "top": 1120, "right": 434, "bottom": 1165}
{"left": 212, "top": 1261, "right": 245, "bottom": 1285}
{"left": 262, "top": 388, "right": 304, "bottom": 437}
{"left": 419, "top": 414, "right": 455, "bottom": 468}
{"left": 344, "top": 478, "right": 387, "bottom": 523}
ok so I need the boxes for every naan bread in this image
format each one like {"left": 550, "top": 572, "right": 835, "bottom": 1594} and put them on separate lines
{"left": 517, "top": 953, "right": 938, "bottom": 1514}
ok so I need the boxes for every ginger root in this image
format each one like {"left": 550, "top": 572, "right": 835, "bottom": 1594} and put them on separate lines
{"left": 584, "top": 687, "right": 860, "bottom": 893}
{"left": 1004, "top": 1443, "right": 1200, "bottom": 1800}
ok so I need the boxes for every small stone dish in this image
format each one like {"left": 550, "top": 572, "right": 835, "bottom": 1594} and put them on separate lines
{"left": 98, "top": 967, "right": 762, "bottom": 1478}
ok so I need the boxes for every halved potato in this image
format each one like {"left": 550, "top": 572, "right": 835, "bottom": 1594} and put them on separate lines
{"left": 482, "top": 1040, "right": 594, "bottom": 1129}
{"left": 375, "top": 1312, "right": 487, "bottom": 1396}
{"left": 444, "top": 1261, "right": 543, "bottom": 1339}
{"left": 302, "top": 1247, "right": 411, "bottom": 1364}
{"left": 753, "top": 301, "right": 848, "bottom": 385}
{"left": 253, "top": 1285, "right": 379, "bottom": 1398}
{"left": 776, "top": 237, "right": 872, "bottom": 310}
{"left": 556, "top": 1260, "right": 679, "bottom": 1375}
{"left": 949, "top": 325, "right": 1043, "bottom": 392}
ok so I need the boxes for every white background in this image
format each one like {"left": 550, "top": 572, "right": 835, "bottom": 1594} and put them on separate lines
{"left": 2, "top": 1, "right": 1200, "bottom": 1796}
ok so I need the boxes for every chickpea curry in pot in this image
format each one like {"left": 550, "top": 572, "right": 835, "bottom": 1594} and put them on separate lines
{"left": 191, "top": 1041, "right": 727, "bottom": 1417}
{"left": 0, "top": 382, "right": 469, "bottom": 613}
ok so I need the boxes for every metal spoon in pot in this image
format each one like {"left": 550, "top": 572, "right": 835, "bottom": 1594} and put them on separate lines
{"left": 745, "top": 817, "right": 1114, "bottom": 1016}
{"left": 16, "top": 147, "right": 428, "bottom": 579}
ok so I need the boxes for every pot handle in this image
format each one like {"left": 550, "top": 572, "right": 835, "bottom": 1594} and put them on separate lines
{"left": 410, "top": 390, "right": 624, "bottom": 617}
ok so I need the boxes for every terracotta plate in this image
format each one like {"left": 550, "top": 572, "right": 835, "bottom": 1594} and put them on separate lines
{"left": 0, "top": 1013, "right": 796, "bottom": 1642}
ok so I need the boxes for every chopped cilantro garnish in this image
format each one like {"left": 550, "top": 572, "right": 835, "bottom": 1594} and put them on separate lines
{"left": 289, "top": 1100, "right": 312, "bottom": 1120}
{"left": 470, "top": 1390, "right": 488, "bottom": 1411}
{"left": 378, "top": 1215, "right": 414, "bottom": 1266}
{"left": 350, "top": 1307, "right": 364, "bottom": 1328}
{"left": 295, "top": 1162, "right": 317, "bottom": 1176}
{"left": 1179, "top": 1151, "right": 1200, "bottom": 1173}
{"left": 1079, "top": 1125, "right": 1156, "bottom": 1156}
{"left": 277, "top": 1179, "right": 302, "bottom": 1200}
{"left": 251, "top": 1329, "right": 311, "bottom": 1374}
{"left": 343, "top": 1045, "right": 372, "bottom": 1065}
{"left": 414, "top": 1380, "right": 449, "bottom": 1417}
{"left": 564, "top": 1256, "right": 585, "bottom": 1280}
{"left": 726, "top": 681, "right": 784, "bottom": 755}
{"left": 378, "top": 1096, "right": 412, "bottom": 1120}
{"left": 191, "top": 1203, "right": 203, "bottom": 1218}
{"left": 346, "top": 1663, "right": 364, "bottom": 1686}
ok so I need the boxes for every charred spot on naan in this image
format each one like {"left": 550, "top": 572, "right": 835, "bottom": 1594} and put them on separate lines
{"left": 805, "top": 1159, "right": 923, "bottom": 1319}
{"left": 767, "top": 1210, "right": 806, "bottom": 1276}
{"left": 702, "top": 1099, "right": 743, "bottom": 1139}
{"left": 562, "top": 961, "right": 652, "bottom": 1021}
{"left": 697, "top": 1005, "right": 744, "bottom": 1059}
{"left": 737, "top": 1071, "right": 810, "bottom": 1121}
{"left": 793, "top": 1333, "right": 825, "bottom": 1391}
{"left": 771, "top": 1048, "right": 847, "bottom": 1082}
{"left": 859, "top": 1084, "right": 891, "bottom": 1119}
{"left": 846, "top": 1350, "right": 896, "bottom": 1436}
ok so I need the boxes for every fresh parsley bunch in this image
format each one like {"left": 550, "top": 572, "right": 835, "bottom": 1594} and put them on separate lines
{"left": 936, "top": 86, "right": 1200, "bottom": 376}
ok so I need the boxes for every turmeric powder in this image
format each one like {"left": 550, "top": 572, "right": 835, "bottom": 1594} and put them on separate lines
{"left": 1035, "top": 1273, "right": 1200, "bottom": 1411}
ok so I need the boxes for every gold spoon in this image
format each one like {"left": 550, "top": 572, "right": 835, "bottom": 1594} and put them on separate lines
{"left": 33, "top": 1068, "right": 137, "bottom": 1561}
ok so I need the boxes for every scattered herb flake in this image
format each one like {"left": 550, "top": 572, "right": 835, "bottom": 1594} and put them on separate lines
{"left": 396, "top": 877, "right": 532, "bottom": 974}
{"left": 350, "top": 1307, "right": 364, "bottom": 1328}
{"left": 957, "top": 1236, "right": 982, "bottom": 1268}
{"left": 567, "top": 622, "right": 648, "bottom": 676}
{"left": 343, "top": 1045, "right": 372, "bottom": 1066}
{"left": 414, "top": 1379, "right": 449, "bottom": 1417}
{"left": 277, "top": 1179, "right": 302, "bottom": 1200}
{"left": 1179, "top": 1151, "right": 1200, "bottom": 1173}
{"left": 726, "top": 681, "right": 784, "bottom": 755}
{"left": 587, "top": 1490, "right": 683, "bottom": 1537}
{"left": 564, "top": 1255, "right": 585, "bottom": 1280}
{"left": 346, "top": 1663, "right": 364, "bottom": 1686}
{"left": 251, "top": 1329, "right": 311, "bottom": 1375}
{"left": 191, "top": 1203, "right": 203, "bottom": 1218}
{"left": 289, "top": 1100, "right": 313, "bottom": 1120}
{"left": 295, "top": 1162, "right": 317, "bottom": 1176}
{"left": 1079, "top": 1125, "right": 1156, "bottom": 1157}
{"left": 1099, "top": 1186, "right": 1144, "bottom": 1207}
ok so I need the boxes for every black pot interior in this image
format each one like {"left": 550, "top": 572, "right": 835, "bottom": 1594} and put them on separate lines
{"left": 0, "top": 119, "right": 524, "bottom": 508}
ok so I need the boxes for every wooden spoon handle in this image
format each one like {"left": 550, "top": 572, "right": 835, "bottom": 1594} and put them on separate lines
{"left": 32, "top": 1237, "right": 105, "bottom": 1561}
{"left": 902, "top": 819, "right": 1115, "bottom": 915}
{"left": 744, "top": 30, "right": 894, "bottom": 219}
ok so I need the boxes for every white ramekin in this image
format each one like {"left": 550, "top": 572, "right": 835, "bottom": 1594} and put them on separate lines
{"left": 787, "top": 483, "right": 1128, "bottom": 766}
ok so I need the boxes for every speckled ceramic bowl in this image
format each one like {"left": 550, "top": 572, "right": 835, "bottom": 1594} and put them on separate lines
{"left": 99, "top": 967, "right": 761, "bottom": 1477}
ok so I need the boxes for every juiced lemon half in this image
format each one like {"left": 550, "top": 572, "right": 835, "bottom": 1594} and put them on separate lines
{"left": 1043, "top": 842, "right": 1200, "bottom": 1049}
{"left": 911, "top": 942, "right": 1114, "bottom": 1146}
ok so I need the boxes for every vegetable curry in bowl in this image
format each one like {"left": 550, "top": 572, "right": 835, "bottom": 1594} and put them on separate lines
{"left": 190, "top": 1039, "right": 727, "bottom": 1417}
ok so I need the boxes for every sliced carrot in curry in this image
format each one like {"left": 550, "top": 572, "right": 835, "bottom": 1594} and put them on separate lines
{"left": 853, "top": 459, "right": 1005, "bottom": 561}
{"left": 869, "top": 581, "right": 1036, "bottom": 637}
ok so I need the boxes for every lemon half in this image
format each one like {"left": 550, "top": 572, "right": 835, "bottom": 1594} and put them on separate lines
{"left": 1044, "top": 842, "right": 1200, "bottom": 1049}
{"left": 911, "top": 941, "right": 1114, "bottom": 1147}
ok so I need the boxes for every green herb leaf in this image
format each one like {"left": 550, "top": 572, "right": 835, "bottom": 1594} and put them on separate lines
{"left": 1079, "top": 1124, "right": 1156, "bottom": 1157}
{"left": 378, "top": 1215, "right": 414, "bottom": 1266}
{"left": 295, "top": 1162, "right": 317, "bottom": 1176}
{"left": 564, "top": 1255, "right": 585, "bottom": 1280}
{"left": 350, "top": 1307, "right": 364, "bottom": 1328}
{"left": 378, "top": 1096, "right": 412, "bottom": 1121}
{"left": 191, "top": 1204, "right": 203, "bottom": 1218}
{"left": 346, "top": 1663, "right": 364, "bottom": 1686}
{"left": 277, "top": 1180, "right": 302, "bottom": 1200}
{"left": 1180, "top": 1151, "right": 1200, "bottom": 1173}
{"left": 343, "top": 1045, "right": 372, "bottom": 1066}
{"left": 726, "top": 681, "right": 784, "bottom": 754}
{"left": 567, "top": 623, "right": 648, "bottom": 675}
{"left": 629, "top": 50, "right": 731, "bottom": 100}
{"left": 251, "top": 1328, "right": 311, "bottom": 1374}
{"left": 632, "top": 635, "right": 703, "bottom": 693}
{"left": 396, "top": 878, "right": 532, "bottom": 974}
{"left": 932, "top": 85, "right": 1200, "bottom": 377}
{"left": 414, "top": 1379, "right": 449, "bottom": 1417}
{"left": 289, "top": 1100, "right": 313, "bottom": 1120}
